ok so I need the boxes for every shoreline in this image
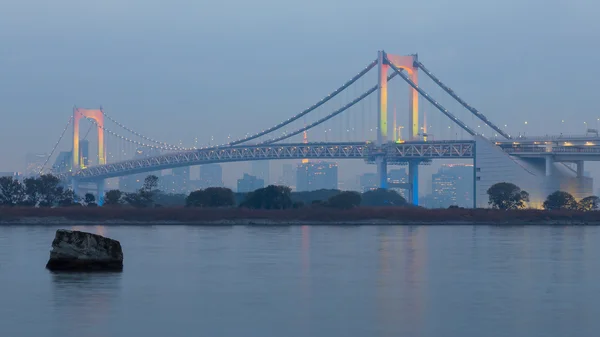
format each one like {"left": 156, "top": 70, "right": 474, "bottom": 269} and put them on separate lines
{"left": 2, "top": 217, "right": 599, "bottom": 226}
{"left": 2, "top": 207, "right": 600, "bottom": 226}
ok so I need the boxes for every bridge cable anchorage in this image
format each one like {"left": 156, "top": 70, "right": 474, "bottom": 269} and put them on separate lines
{"left": 228, "top": 59, "right": 378, "bottom": 146}
{"left": 39, "top": 116, "right": 74, "bottom": 175}
{"left": 384, "top": 56, "right": 477, "bottom": 137}
{"left": 99, "top": 108, "right": 193, "bottom": 150}
{"left": 415, "top": 61, "right": 511, "bottom": 139}
{"left": 260, "top": 71, "right": 400, "bottom": 144}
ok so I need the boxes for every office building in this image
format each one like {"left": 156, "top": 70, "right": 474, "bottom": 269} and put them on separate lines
{"left": 432, "top": 164, "right": 473, "bottom": 208}
{"left": 237, "top": 173, "right": 264, "bottom": 193}
{"left": 160, "top": 167, "right": 190, "bottom": 194}
{"left": 25, "top": 153, "right": 47, "bottom": 176}
{"left": 277, "top": 164, "right": 296, "bottom": 189}
{"left": 296, "top": 161, "right": 338, "bottom": 191}
{"left": 360, "top": 173, "right": 378, "bottom": 192}
{"left": 199, "top": 164, "right": 223, "bottom": 188}
{"left": 52, "top": 151, "right": 72, "bottom": 173}
{"left": 252, "top": 161, "right": 270, "bottom": 185}
{"left": 388, "top": 168, "right": 408, "bottom": 199}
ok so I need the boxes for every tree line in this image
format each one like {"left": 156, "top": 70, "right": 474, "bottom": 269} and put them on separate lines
{"left": 486, "top": 182, "right": 599, "bottom": 211}
{"left": 0, "top": 174, "right": 409, "bottom": 209}
{"left": 3, "top": 174, "right": 596, "bottom": 211}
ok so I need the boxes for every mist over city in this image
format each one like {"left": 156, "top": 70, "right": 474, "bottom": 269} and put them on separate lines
{"left": 2, "top": 0, "right": 600, "bottom": 206}
{"left": 2, "top": 1, "right": 600, "bottom": 336}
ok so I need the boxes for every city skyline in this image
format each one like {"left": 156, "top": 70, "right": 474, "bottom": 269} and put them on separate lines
{"left": 2, "top": 0, "right": 600, "bottom": 173}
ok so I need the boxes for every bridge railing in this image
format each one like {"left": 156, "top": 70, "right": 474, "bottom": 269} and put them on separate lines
{"left": 491, "top": 134, "right": 600, "bottom": 142}
{"left": 504, "top": 146, "right": 600, "bottom": 154}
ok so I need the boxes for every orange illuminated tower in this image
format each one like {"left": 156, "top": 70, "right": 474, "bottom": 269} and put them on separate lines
{"left": 72, "top": 107, "right": 105, "bottom": 170}
{"left": 377, "top": 51, "right": 419, "bottom": 203}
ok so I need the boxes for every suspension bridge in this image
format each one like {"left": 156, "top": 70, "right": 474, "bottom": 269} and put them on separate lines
{"left": 43, "top": 50, "right": 600, "bottom": 207}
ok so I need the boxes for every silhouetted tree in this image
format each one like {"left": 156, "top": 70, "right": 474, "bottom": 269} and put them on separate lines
{"left": 361, "top": 188, "right": 407, "bottom": 206}
{"left": 327, "top": 191, "right": 362, "bottom": 209}
{"left": 291, "top": 189, "right": 341, "bottom": 205}
{"left": 84, "top": 193, "right": 97, "bottom": 207}
{"left": 104, "top": 189, "right": 123, "bottom": 206}
{"left": 58, "top": 189, "right": 79, "bottom": 207}
{"left": 0, "top": 176, "right": 25, "bottom": 206}
{"left": 241, "top": 185, "right": 292, "bottom": 209}
{"left": 578, "top": 195, "right": 599, "bottom": 211}
{"left": 487, "top": 182, "right": 529, "bottom": 210}
{"left": 143, "top": 175, "right": 159, "bottom": 192}
{"left": 19, "top": 174, "right": 66, "bottom": 207}
{"left": 544, "top": 191, "right": 577, "bottom": 210}
{"left": 186, "top": 187, "right": 234, "bottom": 207}
{"left": 155, "top": 192, "right": 186, "bottom": 207}
{"left": 124, "top": 175, "right": 160, "bottom": 208}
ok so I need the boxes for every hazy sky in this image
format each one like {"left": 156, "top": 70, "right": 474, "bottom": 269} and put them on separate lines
{"left": 1, "top": 0, "right": 599, "bottom": 188}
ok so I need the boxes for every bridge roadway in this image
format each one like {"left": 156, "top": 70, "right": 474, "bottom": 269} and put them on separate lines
{"left": 72, "top": 140, "right": 475, "bottom": 182}
{"left": 493, "top": 134, "right": 600, "bottom": 161}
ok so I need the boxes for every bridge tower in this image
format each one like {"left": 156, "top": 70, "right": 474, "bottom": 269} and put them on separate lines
{"left": 72, "top": 107, "right": 106, "bottom": 205}
{"left": 377, "top": 51, "right": 420, "bottom": 204}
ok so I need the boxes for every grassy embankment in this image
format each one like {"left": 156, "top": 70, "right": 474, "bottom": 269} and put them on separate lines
{"left": 1, "top": 206, "right": 600, "bottom": 224}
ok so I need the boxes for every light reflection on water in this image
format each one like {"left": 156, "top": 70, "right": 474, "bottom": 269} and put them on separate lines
{"left": 0, "top": 224, "right": 599, "bottom": 337}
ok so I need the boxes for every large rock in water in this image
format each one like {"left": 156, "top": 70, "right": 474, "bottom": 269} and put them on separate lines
{"left": 46, "top": 229, "right": 123, "bottom": 271}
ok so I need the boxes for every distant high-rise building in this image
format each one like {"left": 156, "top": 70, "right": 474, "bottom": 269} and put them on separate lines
{"left": 278, "top": 164, "right": 296, "bottom": 189}
{"left": 252, "top": 161, "right": 270, "bottom": 185}
{"left": 388, "top": 168, "right": 408, "bottom": 199}
{"left": 199, "top": 164, "right": 223, "bottom": 188}
{"left": 79, "top": 139, "right": 90, "bottom": 167}
{"left": 0, "top": 172, "right": 21, "bottom": 179}
{"left": 431, "top": 164, "right": 473, "bottom": 208}
{"left": 296, "top": 161, "right": 338, "bottom": 192}
{"left": 160, "top": 167, "right": 190, "bottom": 194}
{"left": 237, "top": 173, "right": 264, "bottom": 193}
{"left": 360, "top": 173, "right": 378, "bottom": 192}
{"left": 52, "top": 151, "right": 72, "bottom": 173}
{"left": 25, "top": 153, "right": 47, "bottom": 176}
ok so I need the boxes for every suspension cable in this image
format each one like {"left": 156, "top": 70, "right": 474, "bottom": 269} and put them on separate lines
{"left": 261, "top": 72, "right": 399, "bottom": 144}
{"left": 100, "top": 108, "right": 189, "bottom": 149}
{"left": 228, "top": 59, "right": 378, "bottom": 146}
{"left": 39, "top": 116, "right": 73, "bottom": 174}
{"left": 415, "top": 61, "right": 510, "bottom": 139}
{"left": 385, "top": 55, "right": 476, "bottom": 136}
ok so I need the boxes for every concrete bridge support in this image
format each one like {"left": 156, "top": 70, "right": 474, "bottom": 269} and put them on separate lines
{"left": 408, "top": 160, "right": 419, "bottom": 205}
{"left": 72, "top": 178, "right": 80, "bottom": 203}
{"left": 576, "top": 161, "right": 584, "bottom": 178}
{"left": 545, "top": 156, "right": 553, "bottom": 176}
{"left": 377, "top": 157, "right": 388, "bottom": 189}
{"left": 97, "top": 179, "right": 105, "bottom": 206}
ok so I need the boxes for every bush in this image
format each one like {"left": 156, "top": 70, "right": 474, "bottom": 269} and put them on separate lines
{"left": 361, "top": 189, "right": 407, "bottom": 206}
{"left": 543, "top": 191, "right": 577, "bottom": 210}
{"left": 487, "top": 182, "right": 529, "bottom": 210}
{"left": 327, "top": 191, "right": 362, "bottom": 209}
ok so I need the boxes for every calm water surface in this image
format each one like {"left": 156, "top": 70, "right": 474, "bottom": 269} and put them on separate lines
{"left": 1, "top": 225, "right": 599, "bottom": 337}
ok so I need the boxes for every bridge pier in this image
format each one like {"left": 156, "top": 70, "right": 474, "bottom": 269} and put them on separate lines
{"left": 377, "top": 157, "right": 388, "bottom": 189}
{"left": 545, "top": 156, "right": 553, "bottom": 177}
{"left": 576, "top": 161, "right": 584, "bottom": 178}
{"left": 408, "top": 160, "right": 419, "bottom": 206}
{"left": 97, "top": 179, "right": 105, "bottom": 206}
{"left": 72, "top": 178, "right": 80, "bottom": 203}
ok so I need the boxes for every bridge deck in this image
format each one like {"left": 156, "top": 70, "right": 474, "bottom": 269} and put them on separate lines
{"left": 71, "top": 141, "right": 475, "bottom": 181}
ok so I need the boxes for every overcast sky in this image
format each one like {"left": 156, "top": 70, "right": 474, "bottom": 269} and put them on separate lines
{"left": 1, "top": 0, "right": 599, "bottom": 188}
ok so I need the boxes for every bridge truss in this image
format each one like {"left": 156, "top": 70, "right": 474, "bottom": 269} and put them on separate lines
{"left": 73, "top": 141, "right": 474, "bottom": 182}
